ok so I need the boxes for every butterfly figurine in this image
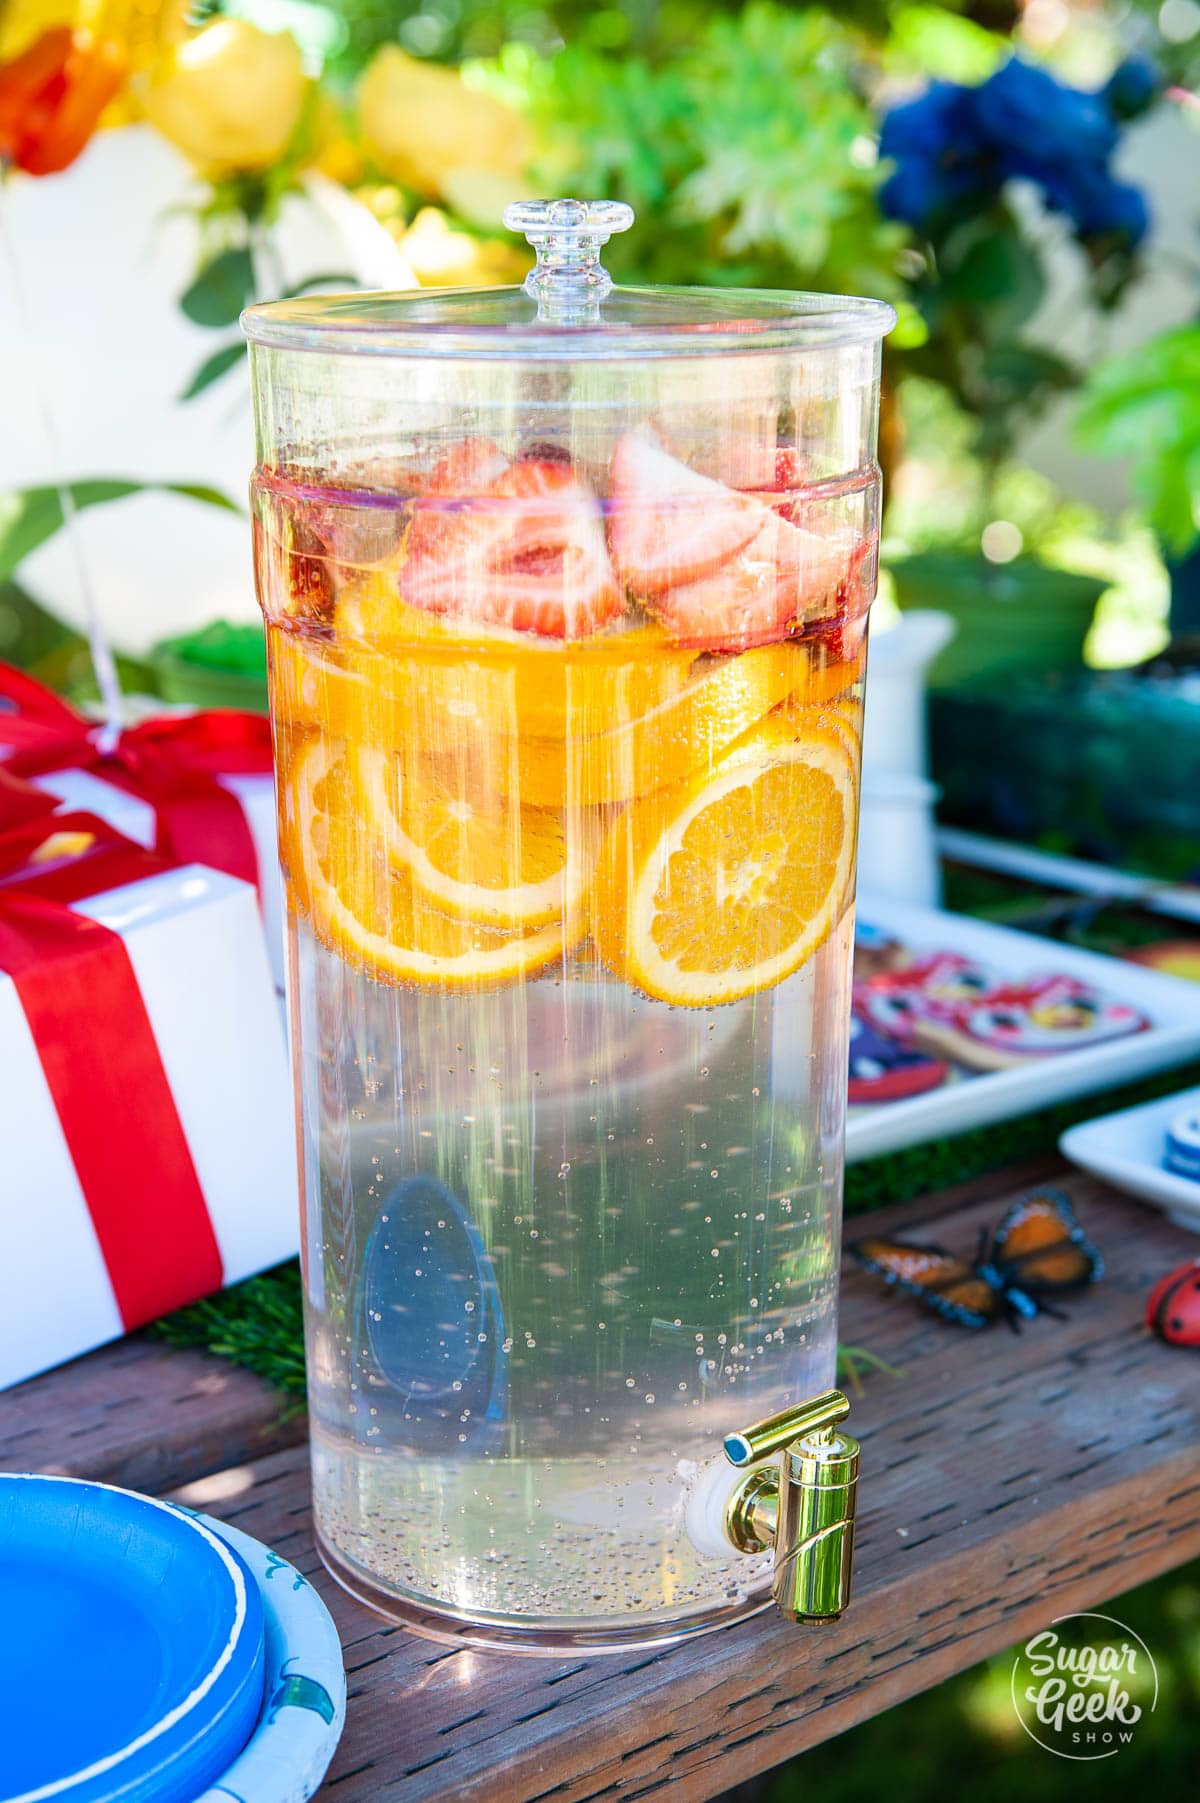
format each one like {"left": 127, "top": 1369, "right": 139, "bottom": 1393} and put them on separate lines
{"left": 850, "top": 1188, "right": 1102, "bottom": 1331}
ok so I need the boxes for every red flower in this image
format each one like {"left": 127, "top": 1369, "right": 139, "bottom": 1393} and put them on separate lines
{"left": 0, "top": 26, "right": 126, "bottom": 177}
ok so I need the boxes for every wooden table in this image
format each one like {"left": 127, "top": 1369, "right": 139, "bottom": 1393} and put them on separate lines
{"left": 5, "top": 1161, "right": 1199, "bottom": 1801}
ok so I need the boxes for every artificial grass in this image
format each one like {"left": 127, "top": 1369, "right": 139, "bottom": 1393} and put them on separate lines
{"left": 155, "top": 1054, "right": 1200, "bottom": 1394}
{"left": 156, "top": 870, "right": 1200, "bottom": 1384}
{"left": 156, "top": 1261, "right": 307, "bottom": 1398}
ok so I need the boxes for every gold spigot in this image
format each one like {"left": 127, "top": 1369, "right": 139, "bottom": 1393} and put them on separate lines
{"left": 722, "top": 1389, "right": 859, "bottom": 1624}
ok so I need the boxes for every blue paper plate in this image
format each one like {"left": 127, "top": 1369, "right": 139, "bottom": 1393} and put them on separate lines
{"left": 0, "top": 1475, "right": 266, "bottom": 1803}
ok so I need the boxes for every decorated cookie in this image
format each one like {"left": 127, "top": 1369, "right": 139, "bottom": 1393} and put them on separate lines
{"left": 847, "top": 1009, "right": 950, "bottom": 1105}
{"left": 1127, "top": 940, "right": 1200, "bottom": 984}
{"left": 854, "top": 952, "right": 996, "bottom": 1048}
{"left": 913, "top": 974, "right": 1148, "bottom": 1073}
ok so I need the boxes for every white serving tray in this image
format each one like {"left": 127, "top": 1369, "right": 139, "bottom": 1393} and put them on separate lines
{"left": 846, "top": 896, "right": 1200, "bottom": 1163}
{"left": 1060, "top": 1084, "right": 1200, "bottom": 1234}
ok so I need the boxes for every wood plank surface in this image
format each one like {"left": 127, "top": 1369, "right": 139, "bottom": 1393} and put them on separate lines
{"left": 0, "top": 1331, "right": 305, "bottom": 1491}
{"left": 110, "top": 1168, "right": 1200, "bottom": 1802}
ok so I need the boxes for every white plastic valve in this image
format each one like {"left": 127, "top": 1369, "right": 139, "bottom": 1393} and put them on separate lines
{"left": 681, "top": 1456, "right": 755, "bottom": 1561}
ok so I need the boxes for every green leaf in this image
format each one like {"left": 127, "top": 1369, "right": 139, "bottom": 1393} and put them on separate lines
{"left": 889, "top": 5, "right": 1006, "bottom": 83}
{"left": 979, "top": 343, "right": 1079, "bottom": 400}
{"left": 161, "top": 482, "right": 241, "bottom": 515}
{"left": 180, "top": 246, "right": 255, "bottom": 328}
{"left": 0, "top": 480, "right": 241, "bottom": 583}
{"left": 278, "top": 272, "right": 357, "bottom": 300}
{"left": 1074, "top": 325, "right": 1200, "bottom": 555}
{"left": 180, "top": 340, "right": 246, "bottom": 401}
{"left": 940, "top": 225, "right": 1046, "bottom": 338}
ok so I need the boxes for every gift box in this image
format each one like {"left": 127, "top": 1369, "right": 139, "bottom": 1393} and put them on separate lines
{"left": 0, "top": 794, "right": 298, "bottom": 1389}
{"left": 0, "top": 662, "right": 284, "bottom": 991}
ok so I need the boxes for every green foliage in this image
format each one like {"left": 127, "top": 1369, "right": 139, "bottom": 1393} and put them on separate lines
{"left": 180, "top": 341, "right": 248, "bottom": 400}
{"left": 154, "top": 1263, "right": 307, "bottom": 1399}
{"left": 180, "top": 245, "right": 257, "bottom": 327}
{"left": 0, "top": 481, "right": 239, "bottom": 585}
{"left": 1076, "top": 326, "right": 1200, "bottom": 557}
{"left": 527, "top": 3, "right": 906, "bottom": 301}
{"left": 314, "top": 0, "right": 925, "bottom": 76}
{"left": 902, "top": 203, "right": 1097, "bottom": 468}
{"left": 178, "top": 268, "right": 356, "bottom": 400}
{"left": 885, "top": 3, "right": 1006, "bottom": 83}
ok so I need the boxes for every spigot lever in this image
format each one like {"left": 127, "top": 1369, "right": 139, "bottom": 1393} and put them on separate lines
{"left": 722, "top": 1388, "right": 860, "bottom": 1625}
{"left": 724, "top": 1389, "right": 850, "bottom": 1467}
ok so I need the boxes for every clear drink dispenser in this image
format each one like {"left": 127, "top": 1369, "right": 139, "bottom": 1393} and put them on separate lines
{"left": 244, "top": 199, "right": 895, "bottom": 1652}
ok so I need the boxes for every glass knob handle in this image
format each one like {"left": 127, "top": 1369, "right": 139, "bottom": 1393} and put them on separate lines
{"left": 504, "top": 196, "right": 634, "bottom": 317}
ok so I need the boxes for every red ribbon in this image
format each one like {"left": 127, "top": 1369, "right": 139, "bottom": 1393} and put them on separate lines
{"left": 0, "top": 795, "right": 224, "bottom": 1329}
{"left": 0, "top": 661, "right": 273, "bottom": 893}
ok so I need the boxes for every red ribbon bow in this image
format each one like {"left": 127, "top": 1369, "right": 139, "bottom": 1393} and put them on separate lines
{"left": 0, "top": 792, "right": 223, "bottom": 1330}
{"left": 0, "top": 661, "right": 273, "bottom": 894}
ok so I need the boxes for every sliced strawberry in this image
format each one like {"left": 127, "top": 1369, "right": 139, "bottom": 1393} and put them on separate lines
{"left": 648, "top": 513, "right": 869, "bottom": 653}
{"left": 399, "top": 453, "right": 624, "bottom": 639}
{"left": 735, "top": 446, "right": 810, "bottom": 523}
{"left": 420, "top": 437, "right": 512, "bottom": 496}
{"left": 609, "top": 430, "right": 767, "bottom": 594}
{"left": 252, "top": 493, "right": 335, "bottom": 625}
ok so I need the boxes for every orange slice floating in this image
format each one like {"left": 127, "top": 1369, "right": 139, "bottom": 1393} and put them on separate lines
{"left": 595, "top": 720, "right": 857, "bottom": 1007}
{"left": 510, "top": 639, "right": 810, "bottom": 809}
{"left": 283, "top": 738, "right": 580, "bottom": 988}
{"left": 352, "top": 742, "right": 593, "bottom": 930}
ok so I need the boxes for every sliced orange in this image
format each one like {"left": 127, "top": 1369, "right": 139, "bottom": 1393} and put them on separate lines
{"left": 510, "top": 639, "right": 809, "bottom": 809}
{"left": 595, "top": 721, "right": 857, "bottom": 1007}
{"left": 792, "top": 637, "right": 866, "bottom": 711}
{"left": 752, "top": 687, "right": 864, "bottom": 769}
{"left": 336, "top": 574, "right": 694, "bottom": 741}
{"left": 283, "top": 738, "right": 580, "bottom": 989}
{"left": 351, "top": 742, "right": 592, "bottom": 929}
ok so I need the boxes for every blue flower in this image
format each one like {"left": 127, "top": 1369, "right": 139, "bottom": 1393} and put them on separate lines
{"left": 974, "top": 58, "right": 1117, "bottom": 165}
{"left": 1063, "top": 170, "right": 1151, "bottom": 244}
{"left": 998, "top": 148, "right": 1150, "bottom": 245}
{"left": 879, "top": 155, "right": 990, "bottom": 231}
{"left": 878, "top": 81, "right": 993, "bottom": 230}
{"left": 879, "top": 81, "right": 978, "bottom": 161}
{"left": 1103, "top": 56, "right": 1160, "bottom": 121}
{"left": 875, "top": 59, "right": 1150, "bottom": 244}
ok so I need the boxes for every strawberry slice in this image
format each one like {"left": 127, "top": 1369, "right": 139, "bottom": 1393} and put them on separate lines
{"left": 419, "top": 437, "right": 512, "bottom": 496}
{"left": 649, "top": 513, "right": 869, "bottom": 653}
{"left": 739, "top": 446, "right": 810, "bottom": 523}
{"left": 609, "top": 430, "right": 766, "bottom": 593}
{"left": 399, "top": 451, "right": 625, "bottom": 639}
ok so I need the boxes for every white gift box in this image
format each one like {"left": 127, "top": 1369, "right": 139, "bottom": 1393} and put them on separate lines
{"left": 0, "top": 862, "right": 298, "bottom": 1389}
{"left": 33, "top": 765, "right": 285, "bottom": 993}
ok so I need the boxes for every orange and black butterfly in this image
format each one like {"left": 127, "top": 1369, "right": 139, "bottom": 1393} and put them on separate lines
{"left": 850, "top": 1189, "right": 1102, "bottom": 1330}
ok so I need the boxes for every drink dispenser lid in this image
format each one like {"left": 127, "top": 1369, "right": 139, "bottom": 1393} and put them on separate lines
{"left": 242, "top": 197, "right": 895, "bottom": 359}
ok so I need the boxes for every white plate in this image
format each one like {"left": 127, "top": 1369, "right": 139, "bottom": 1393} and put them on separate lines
{"left": 196, "top": 1516, "right": 347, "bottom": 1803}
{"left": 1060, "top": 1084, "right": 1200, "bottom": 1233}
{"left": 846, "top": 896, "right": 1200, "bottom": 1163}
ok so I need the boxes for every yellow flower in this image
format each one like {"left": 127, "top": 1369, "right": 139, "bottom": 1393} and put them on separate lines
{"left": 401, "top": 206, "right": 527, "bottom": 288}
{"left": 1, "top": 0, "right": 188, "bottom": 71}
{"left": 358, "top": 47, "right": 532, "bottom": 215}
{"left": 303, "top": 88, "right": 363, "bottom": 186}
{"left": 138, "top": 19, "right": 305, "bottom": 175}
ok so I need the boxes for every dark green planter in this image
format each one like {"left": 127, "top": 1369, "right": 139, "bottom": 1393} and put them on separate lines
{"left": 888, "top": 553, "right": 1108, "bottom": 689}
